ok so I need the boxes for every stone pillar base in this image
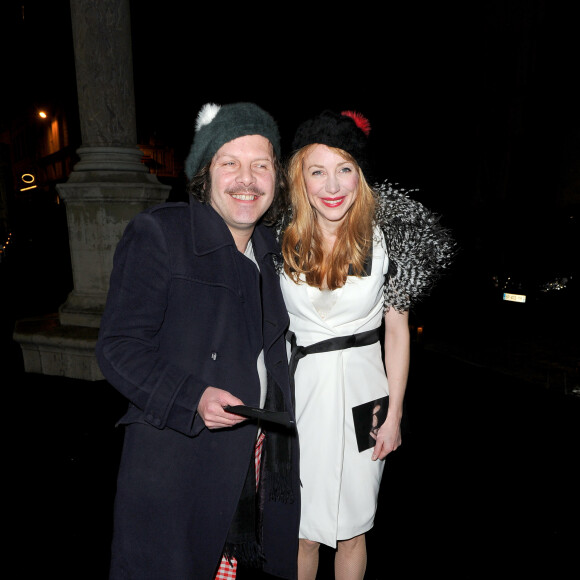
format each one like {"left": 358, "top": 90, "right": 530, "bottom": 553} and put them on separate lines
{"left": 13, "top": 154, "right": 171, "bottom": 378}
{"left": 58, "top": 291, "right": 105, "bottom": 328}
{"left": 13, "top": 314, "right": 103, "bottom": 381}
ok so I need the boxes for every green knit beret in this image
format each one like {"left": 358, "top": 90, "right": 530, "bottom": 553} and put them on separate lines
{"left": 184, "top": 102, "right": 281, "bottom": 179}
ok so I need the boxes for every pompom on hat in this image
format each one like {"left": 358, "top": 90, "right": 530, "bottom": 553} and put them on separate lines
{"left": 185, "top": 102, "right": 281, "bottom": 179}
{"left": 291, "top": 109, "right": 372, "bottom": 174}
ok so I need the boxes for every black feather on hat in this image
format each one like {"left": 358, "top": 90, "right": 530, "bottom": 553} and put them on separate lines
{"left": 291, "top": 109, "right": 372, "bottom": 174}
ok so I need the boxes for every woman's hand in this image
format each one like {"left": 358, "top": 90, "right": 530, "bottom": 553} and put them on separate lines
{"left": 371, "top": 416, "right": 402, "bottom": 460}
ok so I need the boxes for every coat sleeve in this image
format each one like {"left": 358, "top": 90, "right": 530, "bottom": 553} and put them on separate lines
{"left": 96, "top": 212, "right": 206, "bottom": 436}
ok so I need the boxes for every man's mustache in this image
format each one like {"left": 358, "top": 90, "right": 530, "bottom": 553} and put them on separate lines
{"left": 226, "top": 185, "right": 263, "bottom": 196}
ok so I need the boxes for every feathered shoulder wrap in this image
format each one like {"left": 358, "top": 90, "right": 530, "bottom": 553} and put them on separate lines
{"left": 374, "top": 181, "right": 456, "bottom": 312}
{"left": 273, "top": 179, "right": 457, "bottom": 312}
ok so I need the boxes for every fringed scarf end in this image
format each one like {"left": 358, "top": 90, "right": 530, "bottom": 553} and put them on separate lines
{"left": 267, "top": 470, "right": 295, "bottom": 503}
{"left": 223, "top": 541, "right": 265, "bottom": 569}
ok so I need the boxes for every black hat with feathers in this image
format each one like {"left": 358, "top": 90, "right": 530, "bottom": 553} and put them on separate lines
{"left": 291, "top": 109, "right": 372, "bottom": 174}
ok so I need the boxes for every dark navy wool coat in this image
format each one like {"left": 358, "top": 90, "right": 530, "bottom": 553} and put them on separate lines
{"left": 96, "top": 198, "right": 300, "bottom": 579}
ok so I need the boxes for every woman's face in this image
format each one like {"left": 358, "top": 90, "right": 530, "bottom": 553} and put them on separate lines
{"left": 302, "top": 144, "right": 359, "bottom": 229}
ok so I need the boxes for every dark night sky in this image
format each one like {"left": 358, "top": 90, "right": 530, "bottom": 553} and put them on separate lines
{"left": 127, "top": 1, "right": 578, "bottom": 209}
{"left": 2, "top": 0, "right": 579, "bottom": 272}
{"left": 130, "top": 0, "right": 580, "bottom": 271}
{"left": 4, "top": 1, "right": 578, "bottom": 186}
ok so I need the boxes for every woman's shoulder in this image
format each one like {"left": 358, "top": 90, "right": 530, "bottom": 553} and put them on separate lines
{"left": 372, "top": 180, "right": 457, "bottom": 309}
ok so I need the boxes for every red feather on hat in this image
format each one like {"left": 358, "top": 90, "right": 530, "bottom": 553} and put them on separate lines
{"left": 341, "top": 110, "right": 371, "bottom": 136}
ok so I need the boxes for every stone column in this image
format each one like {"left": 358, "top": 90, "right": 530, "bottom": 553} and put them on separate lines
{"left": 14, "top": 0, "right": 170, "bottom": 380}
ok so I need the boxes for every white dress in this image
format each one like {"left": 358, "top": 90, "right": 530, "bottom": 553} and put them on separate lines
{"left": 280, "top": 226, "right": 390, "bottom": 548}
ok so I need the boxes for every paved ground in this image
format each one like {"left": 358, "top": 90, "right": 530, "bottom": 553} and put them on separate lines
{"left": 4, "top": 249, "right": 579, "bottom": 578}
{"left": 8, "top": 340, "right": 579, "bottom": 580}
{"left": 366, "top": 346, "right": 580, "bottom": 580}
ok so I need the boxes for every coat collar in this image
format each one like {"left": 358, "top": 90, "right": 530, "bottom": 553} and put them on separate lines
{"left": 189, "top": 197, "right": 280, "bottom": 261}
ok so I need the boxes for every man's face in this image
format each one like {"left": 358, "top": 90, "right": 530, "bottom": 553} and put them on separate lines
{"left": 209, "top": 134, "right": 276, "bottom": 242}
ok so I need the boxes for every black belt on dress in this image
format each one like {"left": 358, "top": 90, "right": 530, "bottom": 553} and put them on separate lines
{"left": 286, "top": 327, "right": 381, "bottom": 407}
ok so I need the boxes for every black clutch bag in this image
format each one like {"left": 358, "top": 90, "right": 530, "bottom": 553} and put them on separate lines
{"left": 224, "top": 404, "right": 295, "bottom": 428}
{"left": 352, "top": 395, "right": 389, "bottom": 452}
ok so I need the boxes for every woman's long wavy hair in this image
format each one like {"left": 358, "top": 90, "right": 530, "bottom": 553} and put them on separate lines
{"left": 185, "top": 153, "right": 288, "bottom": 227}
{"left": 282, "top": 144, "right": 377, "bottom": 290}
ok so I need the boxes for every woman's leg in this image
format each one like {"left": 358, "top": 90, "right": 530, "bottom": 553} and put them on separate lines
{"left": 335, "top": 534, "right": 366, "bottom": 580}
{"left": 298, "top": 538, "right": 320, "bottom": 580}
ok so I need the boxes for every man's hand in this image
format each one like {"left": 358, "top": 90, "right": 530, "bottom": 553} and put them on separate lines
{"left": 197, "top": 386, "right": 247, "bottom": 429}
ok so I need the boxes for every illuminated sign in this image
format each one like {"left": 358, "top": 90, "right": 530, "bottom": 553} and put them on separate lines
{"left": 20, "top": 173, "right": 37, "bottom": 191}
{"left": 503, "top": 293, "right": 526, "bottom": 303}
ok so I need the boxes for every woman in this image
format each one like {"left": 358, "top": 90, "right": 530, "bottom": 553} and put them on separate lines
{"left": 278, "top": 110, "right": 455, "bottom": 579}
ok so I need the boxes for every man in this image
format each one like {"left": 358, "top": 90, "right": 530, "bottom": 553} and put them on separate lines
{"left": 96, "top": 102, "right": 300, "bottom": 580}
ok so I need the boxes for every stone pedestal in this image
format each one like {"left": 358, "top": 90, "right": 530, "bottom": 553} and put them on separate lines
{"left": 13, "top": 315, "right": 102, "bottom": 381}
{"left": 13, "top": 0, "right": 171, "bottom": 380}
{"left": 57, "top": 147, "right": 170, "bottom": 329}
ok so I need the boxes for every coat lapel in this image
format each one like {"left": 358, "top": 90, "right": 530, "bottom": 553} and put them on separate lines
{"left": 189, "top": 197, "right": 234, "bottom": 256}
{"left": 252, "top": 225, "right": 289, "bottom": 355}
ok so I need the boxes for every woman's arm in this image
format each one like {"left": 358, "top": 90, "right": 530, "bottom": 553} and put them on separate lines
{"left": 371, "top": 307, "right": 410, "bottom": 460}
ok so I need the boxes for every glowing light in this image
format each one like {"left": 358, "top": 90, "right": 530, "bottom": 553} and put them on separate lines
{"left": 0, "top": 232, "right": 12, "bottom": 257}
{"left": 38, "top": 111, "right": 47, "bottom": 119}
{"left": 503, "top": 293, "right": 526, "bottom": 303}
{"left": 20, "top": 173, "right": 36, "bottom": 190}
